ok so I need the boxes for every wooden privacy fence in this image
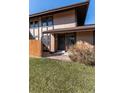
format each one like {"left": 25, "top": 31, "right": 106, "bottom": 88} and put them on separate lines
{"left": 29, "top": 40, "right": 42, "bottom": 57}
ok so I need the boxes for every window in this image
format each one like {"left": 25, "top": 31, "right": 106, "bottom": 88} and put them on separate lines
{"left": 42, "top": 21, "right": 47, "bottom": 27}
{"left": 34, "top": 21, "right": 39, "bottom": 28}
{"left": 41, "top": 16, "right": 53, "bottom": 27}
{"left": 65, "top": 33, "right": 76, "bottom": 49}
{"left": 30, "top": 22, "right": 34, "bottom": 28}
{"left": 47, "top": 17, "right": 53, "bottom": 26}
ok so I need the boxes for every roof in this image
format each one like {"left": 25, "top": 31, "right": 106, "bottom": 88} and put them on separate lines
{"left": 29, "top": 1, "right": 89, "bottom": 18}
{"left": 42, "top": 24, "right": 95, "bottom": 34}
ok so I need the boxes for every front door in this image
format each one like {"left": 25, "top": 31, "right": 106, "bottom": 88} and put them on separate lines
{"left": 57, "top": 34, "right": 65, "bottom": 50}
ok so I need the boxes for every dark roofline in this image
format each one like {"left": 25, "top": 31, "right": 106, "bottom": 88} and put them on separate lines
{"left": 42, "top": 24, "right": 95, "bottom": 34}
{"left": 29, "top": 1, "right": 89, "bottom": 18}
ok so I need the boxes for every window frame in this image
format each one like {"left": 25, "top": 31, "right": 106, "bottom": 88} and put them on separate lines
{"left": 34, "top": 21, "right": 39, "bottom": 28}
{"left": 41, "top": 16, "right": 53, "bottom": 28}
{"left": 47, "top": 16, "right": 53, "bottom": 27}
{"left": 30, "top": 22, "right": 34, "bottom": 28}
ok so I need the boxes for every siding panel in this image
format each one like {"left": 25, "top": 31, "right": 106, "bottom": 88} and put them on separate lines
{"left": 53, "top": 10, "right": 76, "bottom": 29}
{"left": 76, "top": 31, "right": 94, "bottom": 45}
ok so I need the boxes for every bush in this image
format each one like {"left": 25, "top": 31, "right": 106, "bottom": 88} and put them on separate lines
{"left": 68, "top": 41, "right": 95, "bottom": 66}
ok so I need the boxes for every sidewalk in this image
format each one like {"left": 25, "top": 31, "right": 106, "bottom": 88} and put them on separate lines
{"left": 46, "top": 55, "right": 71, "bottom": 61}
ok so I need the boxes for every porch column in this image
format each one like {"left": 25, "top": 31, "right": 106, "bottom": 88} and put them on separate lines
{"left": 50, "top": 34, "right": 55, "bottom": 52}
{"left": 38, "top": 17, "right": 42, "bottom": 40}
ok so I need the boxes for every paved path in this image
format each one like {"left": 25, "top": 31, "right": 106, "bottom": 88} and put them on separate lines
{"left": 46, "top": 55, "right": 71, "bottom": 61}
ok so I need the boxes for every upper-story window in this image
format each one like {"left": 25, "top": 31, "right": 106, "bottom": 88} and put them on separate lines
{"left": 42, "top": 18, "right": 47, "bottom": 27}
{"left": 47, "top": 17, "right": 53, "bottom": 26}
{"left": 34, "top": 21, "right": 39, "bottom": 28}
{"left": 30, "top": 22, "right": 34, "bottom": 28}
{"left": 42, "top": 16, "right": 53, "bottom": 27}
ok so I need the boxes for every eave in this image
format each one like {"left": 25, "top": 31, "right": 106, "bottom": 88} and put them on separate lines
{"left": 29, "top": 1, "right": 89, "bottom": 18}
{"left": 42, "top": 24, "right": 95, "bottom": 34}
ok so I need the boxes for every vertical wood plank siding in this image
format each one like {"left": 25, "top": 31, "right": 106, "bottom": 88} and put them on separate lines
{"left": 53, "top": 9, "right": 76, "bottom": 29}
{"left": 29, "top": 40, "right": 42, "bottom": 57}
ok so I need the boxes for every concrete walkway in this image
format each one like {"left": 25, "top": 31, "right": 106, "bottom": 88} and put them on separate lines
{"left": 46, "top": 55, "right": 71, "bottom": 61}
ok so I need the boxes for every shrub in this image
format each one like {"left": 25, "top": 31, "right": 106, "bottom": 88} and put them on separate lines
{"left": 68, "top": 41, "right": 95, "bottom": 66}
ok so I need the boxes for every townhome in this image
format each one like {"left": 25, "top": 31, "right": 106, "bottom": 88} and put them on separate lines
{"left": 29, "top": 1, "right": 95, "bottom": 55}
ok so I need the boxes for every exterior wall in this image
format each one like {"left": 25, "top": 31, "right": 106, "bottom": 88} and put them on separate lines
{"left": 76, "top": 31, "right": 95, "bottom": 45}
{"left": 53, "top": 9, "right": 76, "bottom": 29}
{"left": 29, "top": 9, "right": 76, "bottom": 41}
{"left": 30, "top": 9, "right": 95, "bottom": 53}
{"left": 50, "top": 31, "right": 95, "bottom": 52}
{"left": 29, "top": 18, "right": 41, "bottom": 40}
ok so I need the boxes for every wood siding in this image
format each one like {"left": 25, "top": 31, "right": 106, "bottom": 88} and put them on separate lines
{"left": 53, "top": 10, "right": 76, "bottom": 29}
{"left": 29, "top": 9, "right": 76, "bottom": 40}
{"left": 76, "top": 31, "right": 94, "bottom": 45}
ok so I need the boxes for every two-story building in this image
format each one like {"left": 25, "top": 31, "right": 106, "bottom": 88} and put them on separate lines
{"left": 29, "top": 1, "right": 95, "bottom": 55}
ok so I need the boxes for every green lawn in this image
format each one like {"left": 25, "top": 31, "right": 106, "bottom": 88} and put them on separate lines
{"left": 30, "top": 58, "right": 95, "bottom": 93}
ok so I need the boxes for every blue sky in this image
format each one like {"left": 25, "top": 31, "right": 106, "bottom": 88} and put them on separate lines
{"left": 29, "top": 0, "right": 95, "bottom": 24}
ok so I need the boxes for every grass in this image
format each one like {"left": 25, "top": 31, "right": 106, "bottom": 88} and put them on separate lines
{"left": 30, "top": 58, "right": 95, "bottom": 93}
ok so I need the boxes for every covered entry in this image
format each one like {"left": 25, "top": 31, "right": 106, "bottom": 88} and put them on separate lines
{"left": 42, "top": 25, "right": 95, "bottom": 53}
{"left": 57, "top": 33, "right": 76, "bottom": 51}
{"left": 57, "top": 34, "right": 65, "bottom": 50}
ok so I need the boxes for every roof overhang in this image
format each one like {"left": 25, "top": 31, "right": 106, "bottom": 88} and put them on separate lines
{"left": 29, "top": 1, "right": 89, "bottom": 18}
{"left": 42, "top": 24, "right": 95, "bottom": 34}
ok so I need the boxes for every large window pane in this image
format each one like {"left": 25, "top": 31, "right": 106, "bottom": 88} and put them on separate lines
{"left": 42, "top": 18, "right": 47, "bottom": 31}
{"left": 47, "top": 17, "right": 53, "bottom": 26}
{"left": 30, "top": 22, "right": 34, "bottom": 28}
{"left": 42, "top": 18, "right": 47, "bottom": 27}
{"left": 42, "top": 22, "right": 47, "bottom": 27}
{"left": 42, "top": 16, "right": 53, "bottom": 31}
{"left": 34, "top": 21, "right": 38, "bottom": 28}
{"left": 65, "top": 33, "right": 76, "bottom": 49}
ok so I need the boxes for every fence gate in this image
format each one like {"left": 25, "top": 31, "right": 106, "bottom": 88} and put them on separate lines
{"left": 29, "top": 40, "right": 42, "bottom": 57}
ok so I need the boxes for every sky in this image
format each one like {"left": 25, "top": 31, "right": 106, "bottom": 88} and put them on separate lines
{"left": 29, "top": 0, "right": 95, "bottom": 24}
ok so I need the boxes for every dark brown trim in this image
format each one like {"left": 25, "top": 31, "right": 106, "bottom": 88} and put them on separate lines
{"left": 41, "top": 18, "right": 43, "bottom": 33}
{"left": 64, "top": 34, "right": 66, "bottom": 51}
{"left": 52, "top": 15, "right": 54, "bottom": 30}
{"left": 74, "top": 32, "right": 76, "bottom": 44}
{"left": 76, "top": 32, "right": 77, "bottom": 44}
{"left": 93, "top": 31, "right": 95, "bottom": 45}
{"left": 38, "top": 21, "right": 39, "bottom": 40}
{"left": 33, "top": 22, "right": 35, "bottom": 37}
{"left": 30, "top": 1, "right": 89, "bottom": 18}
{"left": 74, "top": 8, "right": 77, "bottom": 26}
